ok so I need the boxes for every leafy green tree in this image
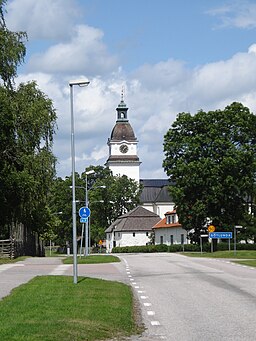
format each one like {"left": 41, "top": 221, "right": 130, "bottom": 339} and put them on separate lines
{"left": 88, "top": 170, "right": 142, "bottom": 243}
{"left": 163, "top": 102, "right": 256, "bottom": 242}
{"left": 0, "top": 1, "right": 57, "bottom": 245}
{"left": 0, "top": 0, "right": 27, "bottom": 89}
{"left": 49, "top": 165, "right": 142, "bottom": 245}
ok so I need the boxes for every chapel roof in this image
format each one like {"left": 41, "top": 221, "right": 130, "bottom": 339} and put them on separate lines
{"left": 105, "top": 206, "right": 161, "bottom": 233}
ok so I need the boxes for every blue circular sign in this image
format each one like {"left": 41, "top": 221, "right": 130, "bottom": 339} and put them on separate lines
{"left": 79, "top": 207, "right": 91, "bottom": 218}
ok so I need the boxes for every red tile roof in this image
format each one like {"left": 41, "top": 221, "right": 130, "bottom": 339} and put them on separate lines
{"left": 153, "top": 217, "right": 182, "bottom": 229}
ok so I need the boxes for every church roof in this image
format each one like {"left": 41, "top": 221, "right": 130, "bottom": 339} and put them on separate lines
{"left": 140, "top": 179, "right": 174, "bottom": 203}
{"left": 105, "top": 206, "right": 161, "bottom": 233}
{"left": 110, "top": 122, "right": 137, "bottom": 142}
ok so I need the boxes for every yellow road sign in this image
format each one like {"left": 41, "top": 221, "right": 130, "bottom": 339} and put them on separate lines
{"left": 208, "top": 225, "right": 216, "bottom": 233}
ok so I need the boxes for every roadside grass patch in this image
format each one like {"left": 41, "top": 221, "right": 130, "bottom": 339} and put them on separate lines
{"left": 234, "top": 259, "right": 256, "bottom": 267}
{"left": 0, "top": 256, "right": 28, "bottom": 264}
{"left": 63, "top": 255, "right": 120, "bottom": 264}
{"left": 0, "top": 276, "right": 140, "bottom": 341}
{"left": 182, "top": 250, "right": 256, "bottom": 259}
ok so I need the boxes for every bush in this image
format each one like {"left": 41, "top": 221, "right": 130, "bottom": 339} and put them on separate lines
{"left": 112, "top": 244, "right": 168, "bottom": 253}
{"left": 111, "top": 242, "right": 255, "bottom": 254}
{"left": 214, "top": 242, "right": 256, "bottom": 251}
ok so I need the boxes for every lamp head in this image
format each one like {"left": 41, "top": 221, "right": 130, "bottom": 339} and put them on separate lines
{"left": 85, "top": 170, "right": 95, "bottom": 175}
{"left": 69, "top": 79, "right": 90, "bottom": 87}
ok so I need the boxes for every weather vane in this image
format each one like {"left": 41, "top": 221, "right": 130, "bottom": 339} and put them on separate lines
{"left": 121, "top": 85, "right": 125, "bottom": 101}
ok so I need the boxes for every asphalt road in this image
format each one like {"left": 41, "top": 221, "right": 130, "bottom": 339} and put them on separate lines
{"left": 118, "top": 253, "right": 256, "bottom": 341}
{"left": 0, "top": 254, "right": 255, "bottom": 341}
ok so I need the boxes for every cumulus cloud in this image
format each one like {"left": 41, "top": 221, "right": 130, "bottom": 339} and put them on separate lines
{"left": 207, "top": 0, "right": 256, "bottom": 29}
{"left": 10, "top": 0, "right": 256, "bottom": 180}
{"left": 6, "top": 0, "right": 80, "bottom": 40}
{"left": 27, "top": 25, "right": 118, "bottom": 76}
{"left": 16, "top": 41, "right": 256, "bottom": 179}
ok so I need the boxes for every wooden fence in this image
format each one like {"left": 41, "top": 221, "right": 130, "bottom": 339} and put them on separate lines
{"left": 0, "top": 239, "right": 15, "bottom": 259}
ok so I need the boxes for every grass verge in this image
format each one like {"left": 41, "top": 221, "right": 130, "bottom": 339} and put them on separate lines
{"left": 0, "top": 276, "right": 141, "bottom": 341}
{"left": 0, "top": 256, "right": 28, "bottom": 264}
{"left": 63, "top": 255, "right": 120, "bottom": 264}
{"left": 234, "top": 259, "right": 256, "bottom": 267}
{"left": 181, "top": 250, "right": 256, "bottom": 259}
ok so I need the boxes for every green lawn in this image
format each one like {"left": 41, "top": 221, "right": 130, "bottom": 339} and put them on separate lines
{"left": 0, "top": 256, "right": 28, "bottom": 264}
{"left": 182, "top": 250, "right": 256, "bottom": 259}
{"left": 63, "top": 255, "right": 120, "bottom": 264}
{"left": 234, "top": 259, "right": 256, "bottom": 267}
{"left": 0, "top": 276, "right": 141, "bottom": 341}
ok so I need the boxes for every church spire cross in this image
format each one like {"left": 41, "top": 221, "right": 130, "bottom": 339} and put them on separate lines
{"left": 121, "top": 86, "right": 125, "bottom": 102}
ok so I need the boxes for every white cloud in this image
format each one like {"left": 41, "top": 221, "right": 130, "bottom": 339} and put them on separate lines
{"left": 207, "top": 0, "right": 256, "bottom": 29}
{"left": 6, "top": 0, "right": 80, "bottom": 40}
{"left": 15, "top": 43, "right": 256, "bottom": 180}
{"left": 27, "top": 25, "right": 118, "bottom": 76}
{"left": 187, "top": 45, "right": 256, "bottom": 110}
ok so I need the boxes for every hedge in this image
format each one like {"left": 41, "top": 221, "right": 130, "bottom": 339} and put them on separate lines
{"left": 112, "top": 244, "right": 168, "bottom": 253}
{"left": 111, "top": 242, "right": 256, "bottom": 253}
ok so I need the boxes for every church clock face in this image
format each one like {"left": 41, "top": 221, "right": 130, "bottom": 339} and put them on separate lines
{"left": 120, "top": 144, "right": 128, "bottom": 154}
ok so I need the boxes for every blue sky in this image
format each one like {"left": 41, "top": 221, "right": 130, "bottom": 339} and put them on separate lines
{"left": 5, "top": 0, "right": 256, "bottom": 178}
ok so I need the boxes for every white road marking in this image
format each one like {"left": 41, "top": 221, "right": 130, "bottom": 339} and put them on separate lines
{"left": 49, "top": 264, "right": 71, "bottom": 275}
{"left": 147, "top": 311, "right": 155, "bottom": 316}
{"left": 140, "top": 296, "right": 148, "bottom": 299}
{"left": 0, "top": 263, "right": 24, "bottom": 272}
{"left": 151, "top": 321, "right": 160, "bottom": 326}
{"left": 144, "top": 302, "right": 152, "bottom": 307}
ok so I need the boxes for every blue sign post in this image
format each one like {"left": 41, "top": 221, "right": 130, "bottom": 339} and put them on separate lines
{"left": 209, "top": 232, "right": 232, "bottom": 239}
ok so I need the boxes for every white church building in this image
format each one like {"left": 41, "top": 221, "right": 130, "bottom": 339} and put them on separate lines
{"left": 105, "top": 96, "right": 185, "bottom": 252}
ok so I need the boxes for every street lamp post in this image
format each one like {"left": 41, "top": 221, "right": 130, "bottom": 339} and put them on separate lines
{"left": 85, "top": 170, "right": 95, "bottom": 256}
{"left": 234, "top": 225, "right": 243, "bottom": 256}
{"left": 70, "top": 79, "right": 90, "bottom": 284}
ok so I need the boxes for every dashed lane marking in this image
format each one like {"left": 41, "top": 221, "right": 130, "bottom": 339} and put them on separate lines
{"left": 151, "top": 321, "right": 160, "bottom": 326}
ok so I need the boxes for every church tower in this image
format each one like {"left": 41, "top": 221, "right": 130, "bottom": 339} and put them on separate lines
{"left": 106, "top": 94, "right": 141, "bottom": 182}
